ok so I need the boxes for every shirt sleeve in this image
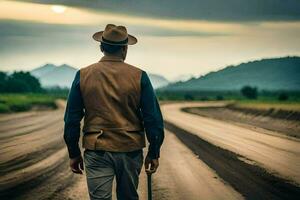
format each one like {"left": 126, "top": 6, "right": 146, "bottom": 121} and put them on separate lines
{"left": 64, "top": 70, "right": 85, "bottom": 159}
{"left": 140, "top": 71, "right": 165, "bottom": 159}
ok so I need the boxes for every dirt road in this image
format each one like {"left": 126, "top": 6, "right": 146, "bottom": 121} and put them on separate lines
{"left": 1, "top": 102, "right": 299, "bottom": 199}
{"left": 162, "top": 102, "right": 300, "bottom": 185}
{"left": 0, "top": 104, "right": 242, "bottom": 200}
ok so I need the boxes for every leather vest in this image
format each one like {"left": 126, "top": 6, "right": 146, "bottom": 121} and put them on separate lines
{"left": 80, "top": 55, "right": 145, "bottom": 152}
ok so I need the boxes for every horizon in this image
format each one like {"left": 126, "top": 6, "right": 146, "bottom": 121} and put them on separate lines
{"left": 0, "top": 0, "right": 300, "bottom": 79}
{"left": 3, "top": 55, "right": 299, "bottom": 82}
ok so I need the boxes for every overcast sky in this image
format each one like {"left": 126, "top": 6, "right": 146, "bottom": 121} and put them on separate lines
{"left": 0, "top": 0, "right": 300, "bottom": 79}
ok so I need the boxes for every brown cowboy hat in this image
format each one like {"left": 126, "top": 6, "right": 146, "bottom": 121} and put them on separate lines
{"left": 93, "top": 24, "right": 137, "bottom": 46}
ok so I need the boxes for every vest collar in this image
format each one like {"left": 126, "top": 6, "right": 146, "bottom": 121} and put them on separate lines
{"left": 99, "top": 55, "right": 124, "bottom": 62}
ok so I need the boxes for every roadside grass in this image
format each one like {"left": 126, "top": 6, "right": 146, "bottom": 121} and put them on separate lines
{"left": 0, "top": 93, "right": 66, "bottom": 113}
{"left": 233, "top": 100, "right": 300, "bottom": 112}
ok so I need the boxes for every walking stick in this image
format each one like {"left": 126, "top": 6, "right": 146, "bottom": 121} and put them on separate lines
{"left": 147, "top": 173, "right": 152, "bottom": 200}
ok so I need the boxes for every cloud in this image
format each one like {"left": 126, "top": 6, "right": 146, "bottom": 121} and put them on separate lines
{"left": 0, "top": 19, "right": 228, "bottom": 60}
{"left": 0, "top": 20, "right": 226, "bottom": 43}
{"left": 17, "top": 0, "right": 300, "bottom": 22}
{"left": 0, "top": 1, "right": 237, "bottom": 36}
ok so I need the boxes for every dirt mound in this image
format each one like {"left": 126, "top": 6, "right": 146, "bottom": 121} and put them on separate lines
{"left": 183, "top": 106, "right": 300, "bottom": 139}
{"left": 226, "top": 104, "right": 300, "bottom": 121}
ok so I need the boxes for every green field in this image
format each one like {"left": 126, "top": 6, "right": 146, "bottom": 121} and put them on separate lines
{"left": 0, "top": 93, "right": 66, "bottom": 113}
{"left": 1, "top": 91, "right": 300, "bottom": 113}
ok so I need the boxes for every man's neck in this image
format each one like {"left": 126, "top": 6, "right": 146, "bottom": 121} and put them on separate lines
{"left": 104, "top": 53, "right": 124, "bottom": 60}
{"left": 100, "top": 54, "right": 124, "bottom": 62}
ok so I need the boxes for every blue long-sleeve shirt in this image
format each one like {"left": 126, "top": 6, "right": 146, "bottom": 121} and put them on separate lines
{"left": 64, "top": 70, "right": 164, "bottom": 159}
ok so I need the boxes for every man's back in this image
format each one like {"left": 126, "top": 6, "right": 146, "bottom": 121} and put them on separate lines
{"left": 80, "top": 55, "right": 146, "bottom": 152}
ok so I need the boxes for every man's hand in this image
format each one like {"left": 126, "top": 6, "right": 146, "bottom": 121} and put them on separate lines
{"left": 70, "top": 155, "right": 84, "bottom": 174}
{"left": 144, "top": 156, "right": 159, "bottom": 174}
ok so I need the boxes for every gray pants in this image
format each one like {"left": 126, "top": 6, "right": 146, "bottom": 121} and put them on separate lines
{"left": 84, "top": 149, "right": 144, "bottom": 200}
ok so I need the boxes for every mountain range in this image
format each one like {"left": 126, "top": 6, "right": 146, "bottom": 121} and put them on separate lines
{"left": 161, "top": 56, "right": 300, "bottom": 91}
{"left": 30, "top": 63, "right": 169, "bottom": 89}
{"left": 27, "top": 56, "right": 300, "bottom": 91}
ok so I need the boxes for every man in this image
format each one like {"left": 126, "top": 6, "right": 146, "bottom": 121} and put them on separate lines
{"left": 64, "top": 24, "right": 164, "bottom": 200}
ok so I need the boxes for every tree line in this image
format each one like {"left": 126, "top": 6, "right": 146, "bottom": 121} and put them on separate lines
{"left": 0, "top": 71, "right": 43, "bottom": 93}
{"left": 240, "top": 86, "right": 289, "bottom": 101}
{"left": 157, "top": 86, "right": 293, "bottom": 101}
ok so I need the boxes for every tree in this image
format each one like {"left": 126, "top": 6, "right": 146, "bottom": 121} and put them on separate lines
{"left": 0, "top": 71, "right": 43, "bottom": 93}
{"left": 10, "top": 71, "right": 42, "bottom": 92}
{"left": 6, "top": 79, "right": 30, "bottom": 93}
{"left": 278, "top": 92, "right": 289, "bottom": 101}
{"left": 216, "top": 95, "right": 224, "bottom": 100}
{"left": 184, "top": 93, "right": 194, "bottom": 101}
{"left": 0, "top": 72, "right": 7, "bottom": 93}
{"left": 241, "top": 86, "right": 258, "bottom": 99}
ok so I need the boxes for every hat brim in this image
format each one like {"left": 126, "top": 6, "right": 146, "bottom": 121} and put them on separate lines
{"left": 92, "top": 31, "right": 137, "bottom": 45}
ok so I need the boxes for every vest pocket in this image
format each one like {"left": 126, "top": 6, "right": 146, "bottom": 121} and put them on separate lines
{"left": 126, "top": 129, "right": 145, "bottom": 135}
{"left": 82, "top": 131, "right": 104, "bottom": 149}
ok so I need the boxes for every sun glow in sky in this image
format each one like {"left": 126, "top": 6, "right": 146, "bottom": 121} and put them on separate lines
{"left": 51, "top": 5, "right": 66, "bottom": 14}
{"left": 0, "top": 0, "right": 299, "bottom": 79}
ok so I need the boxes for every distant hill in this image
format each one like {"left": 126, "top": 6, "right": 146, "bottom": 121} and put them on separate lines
{"left": 30, "top": 64, "right": 169, "bottom": 89}
{"left": 30, "top": 64, "right": 77, "bottom": 88}
{"left": 148, "top": 73, "right": 169, "bottom": 89}
{"left": 30, "top": 63, "right": 56, "bottom": 77}
{"left": 161, "top": 57, "right": 300, "bottom": 91}
{"left": 171, "top": 74, "right": 195, "bottom": 83}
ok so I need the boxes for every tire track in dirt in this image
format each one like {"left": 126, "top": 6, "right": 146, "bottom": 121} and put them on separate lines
{"left": 165, "top": 121, "right": 300, "bottom": 200}
{"left": 0, "top": 123, "right": 64, "bottom": 165}
{"left": 0, "top": 111, "right": 63, "bottom": 139}
{"left": 0, "top": 141, "right": 65, "bottom": 176}
{"left": 0, "top": 148, "right": 68, "bottom": 199}
{"left": 0, "top": 108, "right": 70, "bottom": 200}
{"left": 0, "top": 110, "right": 61, "bottom": 128}
{"left": 0, "top": 120, "right": 63, "bottom": 149}
{"left": 0, "top": 112, "right": 37, "bottom": 123}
